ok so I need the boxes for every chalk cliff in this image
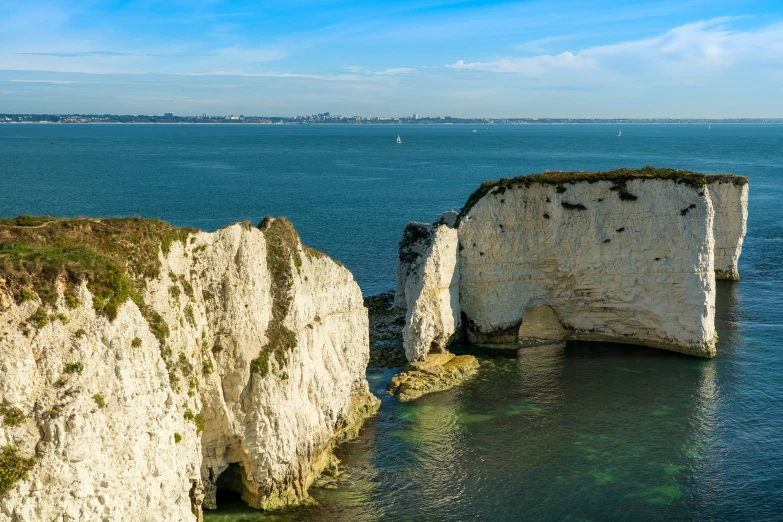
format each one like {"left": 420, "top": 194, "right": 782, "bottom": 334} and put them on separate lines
{"left": 0, "top": 217, "right": 378, "bottom": 521}
{"left": 708, "top": 176, "right": 748, "bottom": 280}
{"left": 396, "top": 168, "right": 748, "bottom": 360}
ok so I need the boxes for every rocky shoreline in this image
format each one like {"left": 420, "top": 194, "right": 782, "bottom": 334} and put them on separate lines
{"left": 365, "top": 291, "right": 480, "bottom": 401}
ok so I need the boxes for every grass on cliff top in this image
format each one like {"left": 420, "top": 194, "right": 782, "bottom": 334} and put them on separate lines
{"left": 0, "top": 216, "right": 195, "bottom": 332}
{"left": 458, "top": 166, "right": 748, "bottom": 222}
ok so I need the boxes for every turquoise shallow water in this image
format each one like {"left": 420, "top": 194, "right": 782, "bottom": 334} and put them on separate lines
{"left": 1, "top": 124, "right": 781, "bottom": 520}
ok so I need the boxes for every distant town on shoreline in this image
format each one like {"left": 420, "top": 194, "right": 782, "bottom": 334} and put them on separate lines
{"left": 3, "top": 113, "right": 783, "bottom": 125}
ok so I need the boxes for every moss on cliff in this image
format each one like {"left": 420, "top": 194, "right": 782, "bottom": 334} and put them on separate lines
{"left": 0, "top": 216, "right": 194, "bottom": 341}
{"left": 458, "top": 167, "right": 747, "bottom": 223}
{"left": 0, "top": 445, "right": 36, "bottom": 495}
{"left": 250, "top": 217, "right": 301, "bottom": 377}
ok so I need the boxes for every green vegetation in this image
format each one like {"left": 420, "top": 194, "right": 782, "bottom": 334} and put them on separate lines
{"left": 75, "top": 328, "right": 86, "bottom": 338}
{"left": 179, "top": 275, "right": 194, "bottom": 299}
{"left": 28, "top": 308, "right": 48, "bottom": 328}
{"left": 168, "top": 285, "right": 181, "bottom": 301}
{"left": 65, "top": 362, "right": 84, "bottom": 374}
{"left": 174, "top": 432, "right": 182, "bottom": 444}
{"left": 202, "top": 361, "right": 214, "bottom": 375}
{"left": 18, "top": 287, "right": 35, "bottom": 302}
{"left": 93, "top": 394, "right": 105, "bottom": 408}
{"left": 0, "top": 216, "right": 193, "bottom": 337}
{"left": 0, "top": 445, "right": 36, "bottom": 495}
{"left": 64, "top": 288, "right": 81, "bottom": 309}
{"left": 131, "top": 337, "right": 142, "bottom": 347}
{"left": 707, "top": 174, "right": 749, "bottom": 186}
{"left": 202, "top": 290, "right": 214, "bottom": 301}
{"left": 457, "top": 167, "right": 736, "bottom": 222}
{"left": 250, "top": 218, "right": 300, "bottom": 377}
{"left": 184, "top": 304, "right": 196, "bottom": 328}
{"left": 0, "top": 405, "right": 26, "bottom": 427}
{"left": 183, "top": 410, "right": 204, "bottom": 434}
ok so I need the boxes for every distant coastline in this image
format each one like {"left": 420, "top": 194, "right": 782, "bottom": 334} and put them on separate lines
{"left": 3, "top": 114, "right": 783, "bottom": 125}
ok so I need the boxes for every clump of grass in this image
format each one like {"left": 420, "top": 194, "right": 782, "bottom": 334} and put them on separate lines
{"left": 202, "top": 290, "right": 214, "bottom": 301}
{"left": 65, "top": 362, "right": 84, "bottom": 374}
{"left": 202, "top": 361, "right": 213, "bottom": 375}
{"left": 64, "top": 287, "right": 81, "bottom": 309}
{"left": 74, "top": 328, "right": 86, "bottom": 338}
{"left": 28, "top": 308, "right": 48, "bottom": 329}
{"left": 183, "top": 410, "right": 204, "bottom": 434}
{"left": 93, "top": 393, "right": 105, "bottom": 408}
{"left": 184, "top": 304, "right": 196, "bottom": 328}
{"left": 131, "top": 337, "right": 142, "bottom": 347}
{"left": 18, "top": 287, "right": 35, "bottom": 302}
{"left": 250, "top": 218, "right": 301, "bottom": 377}
{"left": 168, "top": 285, "right": 181, "bottom": 301}
{"left": 0, "top": 445, "right": 37, "bottom": 495}
{"left": 0, "top": 405, "right": 26, "bottom": 427}
{"left": 174, "top": 432, "right": 182, "bottom": 444}
{"left": 179, "top": 275, "right": 194, "bottom": 299}
{"left": 0, "top": 216, "right": 193, "bottom": 337}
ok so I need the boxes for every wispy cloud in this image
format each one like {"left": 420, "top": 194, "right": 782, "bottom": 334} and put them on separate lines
{"left": 8, "top": 79, "right": 82, "bottom": 84}
{"left": 447, "top": 18, "right": 783, "bottom": 87}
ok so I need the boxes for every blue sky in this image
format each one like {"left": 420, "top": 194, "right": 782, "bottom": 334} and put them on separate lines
{"left": 1, "top": 0, "right": 782, "bottom": 117}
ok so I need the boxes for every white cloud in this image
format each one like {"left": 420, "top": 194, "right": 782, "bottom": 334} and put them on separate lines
{"left": 372, "top": 67, "right": 414, "bottom": 75}
{"left": 446, "top": 18, "right": 783, "bottom": 86}
{"left": 8, "top": 79, "right": 82, "bottom": 84}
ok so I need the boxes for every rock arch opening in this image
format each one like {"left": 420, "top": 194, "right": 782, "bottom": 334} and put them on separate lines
{"left": 517, "top": 305, "right": 566, "bottom": 346}
{"left": 210, "top": 462, "right": 252, "bottom": 511}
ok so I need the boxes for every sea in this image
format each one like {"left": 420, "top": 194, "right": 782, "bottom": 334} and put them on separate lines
{"left": 1, "top": 123, "right": 781, "bottom": 521}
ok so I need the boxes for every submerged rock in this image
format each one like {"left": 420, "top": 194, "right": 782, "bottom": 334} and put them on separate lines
{"left": 387, "top": 352, "right": 479, "bottom": 402}
{"left": 0, "top": 216, "right": 378, "bottom": 520}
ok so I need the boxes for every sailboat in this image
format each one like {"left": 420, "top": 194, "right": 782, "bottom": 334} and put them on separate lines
{"left": 396, "top": 135, "right": 402, "bottom": 144}
{"left": 617, "top": 130, "right": 622, "bottom": 137}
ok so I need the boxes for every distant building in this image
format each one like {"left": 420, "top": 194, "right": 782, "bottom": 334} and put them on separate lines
{"left": 163, "top": 112, "right": 174, "bottom": 117}
{"left": 413, "top": 113, "right": 421, "bottom": 120}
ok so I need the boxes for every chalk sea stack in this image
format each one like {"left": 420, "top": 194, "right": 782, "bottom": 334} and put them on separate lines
{"left": 396, "top": 168, "right": 748, "bottom": 360}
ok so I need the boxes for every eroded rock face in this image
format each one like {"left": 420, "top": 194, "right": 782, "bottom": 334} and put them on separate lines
{"left": 0, "top": 220, "right": 378, "bottom": 520}
{"left": 460, "top": 179, "right": 717, "bottom": 357}
{"left": 708, "top": 178, "right": 748, "bottom": 280}
{"left": 396, "top": 170, "right": 749, "bottom": 360}
{"left": 399, "top": 220, "right": 461, "bottom": 362}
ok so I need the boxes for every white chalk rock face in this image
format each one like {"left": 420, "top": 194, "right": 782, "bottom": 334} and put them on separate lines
{"left": 396, "top": 171, "right": 748, "bottom": 360}
{"left": 401, "top": 224, "right": 461, "bottom": 361}
{"left": 708, "top": 178, "right": 749, "bottom": 280}
{"left": 394, "top": 211, "right": 459, "bottom": 310}
{"left": 0, "top": 220, "right": 377, "bottom": 520}
{"left": 459, "top": 179, "right": 717, "bottom": 357}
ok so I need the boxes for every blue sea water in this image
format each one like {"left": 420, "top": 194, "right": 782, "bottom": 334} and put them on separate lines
{"left": 1, "top": 123, "right": 781, "bottom": 520}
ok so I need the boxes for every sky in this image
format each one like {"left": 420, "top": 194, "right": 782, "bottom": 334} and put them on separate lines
{"left": 1, "top": 0, "right": 782, "bottom": 117}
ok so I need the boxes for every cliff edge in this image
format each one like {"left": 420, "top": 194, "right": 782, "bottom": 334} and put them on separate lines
{"left": 0, "top": 216, "right": 378, "bottom": 520}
